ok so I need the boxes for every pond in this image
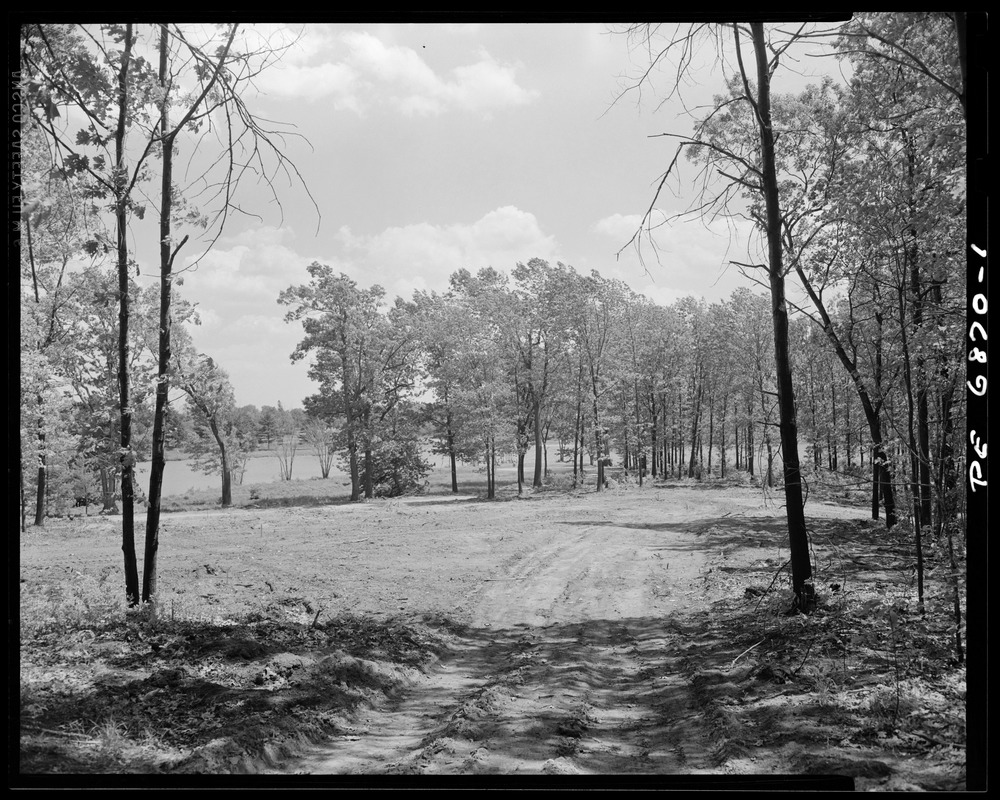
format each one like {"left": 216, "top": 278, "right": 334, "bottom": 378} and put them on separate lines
{"left": 134, "top": 453, "right": 353, "bottom": 497}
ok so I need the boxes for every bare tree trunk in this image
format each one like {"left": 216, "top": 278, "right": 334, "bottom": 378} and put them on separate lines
{"left": 794, "top": 277, "right": 898, "bottom": 527}
{"left": 830, "top": 376, "right": 838, "bottom": 471}
{"left": 687, "top": 374, "right": 702, "bottom": 478}
{"left": 115, "top": 23, "right": 139, "bottom": 607}
{"left": 207, "top": 415, "right": 233, "bottom": 507}
{"left": 343, "top": 357, "right": 360, "bottom": 501}
{"left": 719, "top": 400, "right": 727, "bottom": 479}
{"left": 897, "top": 283, "right": 925, "bottom": 612}
{"left": 734, "top": 400, "right": 740, "bottom": 471}
{"left": 573, "top": 399, "right": 581, "bottom": 486}
{"left": 446, "top": 406, "right": 458, "bottom": 493}
{"left": 649, "top": 392, "right": 659, "bottom": 478}
{"left": 34, "top": 422, "right": 46, "bottom": 526}
{"left": 21, "top": 465, "right": 27, "bottom": 533}
{"left": 487, "top": 434, "right": 496, "bottom": 499}
{"left": 845, "top": 393, "right": 852, "bottom": 468}
{"left": 100, "top": 466, "right": 116, "bottom": 511}
{"left": 748, "top": 21, "right": 812, "bottom": 606}
{"left": 364, "top": 431, "right": 374, "bottom": 499}
{"left": 706, "top": 397, "right": 714, "bottom": 474}
{"left": 143, "top": 26, "right": 174, "bottom": 603}
{"left": 532, "top": 398, "right": 543, "bottom": 488}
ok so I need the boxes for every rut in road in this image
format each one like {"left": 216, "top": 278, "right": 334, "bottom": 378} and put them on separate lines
{"left": 278, "top": 616, "right": 719, "bottom": 775}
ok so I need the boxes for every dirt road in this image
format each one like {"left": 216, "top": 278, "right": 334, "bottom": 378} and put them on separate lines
{"left": 21, "top": 480, "right": 964, "bottom": 787}
{"left": 254, "top": 484, "right": 856, "bottom": 777}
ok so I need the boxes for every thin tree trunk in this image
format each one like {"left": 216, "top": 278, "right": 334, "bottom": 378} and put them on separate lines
{"left": 343, "top": 357, "right": 360, "bottom": 501}
{"left": 573, "top": 395, "right": 582, "bottom": 486}
{"left": 688, "top": 375, "right": 702, "bottom": 478}
{"left": 533, "top": 398, "right": 543, "bottom": 488}
{"left": 747, "top": 22, "right": 812, "bottom": 605}
{"left": 100, "top": 466, "right": 115, "bottom": 511}
{"left": 447, "top": 411, "right": 458, "bottom": 493}
{"left": 34, "top": 447, "right": 46, "bottom": 526}
{"left": 897, "top": 282, "right": 925, "bottom": 612}
{"left": 650, "top": 392, "right": 658, "bottom": 479}
{"left": 707, "top": 397, "right": 714, "bottom": 474}
{"left": 845, "top": 392, "right": 852, "bottom": 468}
{"left": 719, "top": 400, "right": 727, "bottom": 479}
{"left": 21, "top": 466, "right": 27, "bottom": 533}
{"left": 734, "top": 401, "right": 740, "bottom": 471}
{"left": 207, "top": 414, "right": 233, "bottom": 507}
{"left": 115, "top": 23, "right": 139, "bottom": 606}
{"left": 364, "top": 442, "right": 374, "bottom": 499}
{"left": 487, "top": 434, "right": 496, "bottom": 499}
{"left": 143, "top": 26, "right": 174, "bottom": 603}
{"left": 830, "top": 376, "right": 838, "bottom": 471}
{"left": 794, "top": 283, "right": 897, "bottom": 526}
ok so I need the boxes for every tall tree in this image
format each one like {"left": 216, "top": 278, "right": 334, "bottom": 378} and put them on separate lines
{"left": 619, "top": 22, "right": 815, "bottom": 607}
{"left": 510, "top": 259, "right": 572, "bottom": 489}
{"left": 141, "top": 23, "right": 315, "bottom": 602}
{"left": 280, "top": 265, "right": 418, "bottom": 501}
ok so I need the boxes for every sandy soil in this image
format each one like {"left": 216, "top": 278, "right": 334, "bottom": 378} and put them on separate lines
{"left": 156, "top": 483, "right": 860, "bottom": 779}
{"left": 22, "top": 482, "right": 965, "bottom": 787}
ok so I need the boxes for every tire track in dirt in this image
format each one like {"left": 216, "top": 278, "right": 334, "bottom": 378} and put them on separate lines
{"left": 273, "top": 518, "right": 720, "bottom": 775}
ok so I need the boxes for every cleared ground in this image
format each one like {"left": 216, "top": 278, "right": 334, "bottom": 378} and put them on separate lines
{"left": 19, "top": 480, "right": 967, "bottom": 789}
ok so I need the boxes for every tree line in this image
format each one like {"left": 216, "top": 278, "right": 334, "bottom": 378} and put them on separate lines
{"left": 20, "top": 17, "right": 966, "bottom": 634}
{"left": 616, "top": 13, "right": 966, "bottom": 619}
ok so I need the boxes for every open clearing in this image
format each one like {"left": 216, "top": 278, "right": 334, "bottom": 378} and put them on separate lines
{"left": 19, "top": 481, "right": 966, "bottom": 789}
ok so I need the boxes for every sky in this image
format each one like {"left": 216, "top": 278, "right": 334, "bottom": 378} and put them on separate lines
{"left": 126, "top": 20, "right": 846, "bottom": 409}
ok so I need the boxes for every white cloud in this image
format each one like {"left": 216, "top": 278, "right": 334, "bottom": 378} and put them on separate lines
{"left": 255, "top": 29, "right": 538, "bottom": 116}
{"left": 596, "top": 211, "right": 759, "bottom": 302}
{"left": 175, "top": 228, "right": 320, "bottom": 408}
{"left": 174, "top": 227, "right": 316, "bottom": 387}
{"left": 335, "top": 205, "right": 559, "bottom": 299}
{"left": 593, "top": 212, "right": 644, "bottom": 241}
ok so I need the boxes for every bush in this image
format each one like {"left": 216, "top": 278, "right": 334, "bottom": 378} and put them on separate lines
{"left": 358, "top": 437, "right": 431, "bottom": 498}
{"left": 21, "top": 571, "right": 127, "bottom": 637}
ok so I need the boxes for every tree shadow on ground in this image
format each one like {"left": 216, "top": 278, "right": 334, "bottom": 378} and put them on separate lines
{"left": 247, "top": 495, "right": 358, "bottom": 509}
{"left": 286, "top": 612, "right": 902, "bottom": 785}
{"left": 555, "top": 514, "right": 860, "bottom": 551}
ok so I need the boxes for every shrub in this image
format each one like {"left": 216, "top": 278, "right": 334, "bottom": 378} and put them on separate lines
{"left": 21, "top": 572, "right": 127, "bottom": 637}
{"left": 358, "top": 437, "right": 431, "bottom": 498}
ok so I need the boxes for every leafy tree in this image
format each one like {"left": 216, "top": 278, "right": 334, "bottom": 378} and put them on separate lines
{"left": 356, "top": 401, "right": 431, "bottom": 498}
{"left": 57, "top": 270, "right": 161, "bottom": 513}
{"left": 19, "top": 124, "right": 94, "bottom": 525}
{"left": 280, "top": 265, "right": 419, "bottom": 501}
{"left": 410, "top": 288, "right": 481, "bottom": 492}
{"left": 22, "top": 23, "right": 317, "bottom": 602}
{"left": 302, "top": 414, "right": 338, "bottom": 479}
{"left": 256, "top": 406, "right": 280, "bottom": 450}
{"left": 272, "top": 404, "right": 300, "bottom": 481}
{"left": 173, "top": 347, "right": 253, "bottom": 508}
{"left": 22, "top": 22, "right": 162, "bottom": 603}
{"left": 509, "top": 259, "right": 573, "bottom": 489}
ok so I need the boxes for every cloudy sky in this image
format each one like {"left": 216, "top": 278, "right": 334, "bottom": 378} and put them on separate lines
{"left": 146, "top": 20, "right": 840, "bottom": 409}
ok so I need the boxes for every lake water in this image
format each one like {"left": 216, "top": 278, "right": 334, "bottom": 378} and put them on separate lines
{"left": 133, "top": 450, "right": 577, "bottom": 498}
{"left": 132, "top": 452, "right": 538, "bottom": 497}
{"left": 134, "top": 453, "right": 353, "bottom": 497}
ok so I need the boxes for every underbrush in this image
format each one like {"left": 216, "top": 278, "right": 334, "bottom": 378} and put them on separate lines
{"left": 159, "top": 477, "right": 352, "bottom": 513}
{"left": 678, "top": 513, "right": 968, "bottom": 789}
{"left": 19, "top": 572, "right": 447, "bottom": 776}
{"left": 20, "top": 569, "right": 127, "bottom": 638}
